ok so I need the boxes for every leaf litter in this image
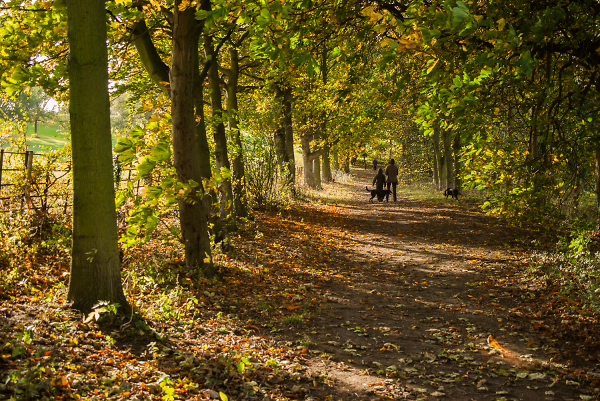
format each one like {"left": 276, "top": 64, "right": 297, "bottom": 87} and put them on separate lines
{"left": 1, "top": 168, "right": 600, "bottom": 400}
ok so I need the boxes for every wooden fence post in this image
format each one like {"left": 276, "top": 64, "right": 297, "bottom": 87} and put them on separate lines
{"left": 0, "top": 149, "right": 4, "bottom": 190}
{"left": 23, "top": 150, "right": 35, "bottom": 213}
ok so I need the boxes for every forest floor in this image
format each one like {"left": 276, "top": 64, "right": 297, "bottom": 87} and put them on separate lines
{"left": 1, "top": 168, "right": 600, "bottom": 400}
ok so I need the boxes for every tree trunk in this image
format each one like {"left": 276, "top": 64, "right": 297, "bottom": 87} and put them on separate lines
{"left": 343, "top": 158, "right": 350, "bottom": 173}
{"left": 226, "top": 48, "right": 247, "bottom": 218}
{"left": 432, "top": 120, "right": 442, "bottom": 190}
{"left": 441, "top": 127, "right": 454, "bottom": 189}
{"left": 322, "top": 142, "right": 332, "bottom": 181}
{"left": 314, "top": 155, "right": 322, "bottom": 189}
{"left": 171, "top": 1, "right": 214, "bottom": 277}
{"left": 453, "top": 131, "right": 461, "bottom": 191}
{"left": 319, "top": 47, "right": 331, "bottom": 183}
{"left": 66, "top": 0, "right": 129, "bottom": 313}
{"left": 301, "top": 131, "right": 315, "bottom": 187}
{"left": 332, "top": 145, "right": 339, "bottom": 171}
{"left": 204, "top": 34, "right": 235, "bottom": 228}
{"left": 596, "top": 142, "right": 600, "bottom": 229}
{"left": 282, "top": 87, "right": 295, "bottom": 189}
{"left": 274, "top": 85, "right": 292, "bottom": 187}
{"left": 129, "top": 10, "right": 219, "bottom": 251}
{"left": 191, "top": 33, "right": 223, "bottom": 243}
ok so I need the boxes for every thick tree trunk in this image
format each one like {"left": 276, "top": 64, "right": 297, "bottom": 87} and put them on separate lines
{"left": 66, "top": 0, "right": 128, "bottom": 313}
{"left": 300, "top": 128, "right": 324, "bottom": 189}
{"left": 204, "top": 33, "right": 235, "bottom": 228}
{"left": 171, "top": 2, "right": 214, "bottom": 277}
{"left": 301, "top": 133, "right": 315, "bottom": 187}
{"left": 314, "top": 155, "right": 322, "bottom": 189}
{"left": 226, "top": 48, "right": 247, "bottom": 218}
{"left": 191, "top": 34, "right": 223, "bottom": 243}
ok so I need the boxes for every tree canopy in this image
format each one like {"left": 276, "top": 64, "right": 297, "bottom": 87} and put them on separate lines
{"left": 1, "top": 0, "right": 600, "bottom": 233}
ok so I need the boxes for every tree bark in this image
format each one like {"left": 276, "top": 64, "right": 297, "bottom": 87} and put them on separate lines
{"left": 441, "top": 126, "right": 453, "bottom": 189}
{"left": 274, "top": 85, "right": 292, "bottom": 186}
{"left": 319, "top": 47, "right": 331, "bottom": 183}
{"left": 66, "top": 0, "right": 129, "bottom": 313}
{"left": 332, "top": 145, "right": 339, "bottom": 171}
{"left": 314, "top": 155, "right": 322, "bottom": 189}
{"left": 343, "top": 157, "right": 350, "bottom": 173}
{"left": 322, "top": 141, "right": 332, "bottom": 181}
{"left": 131, "top": 18, "right": 171, "bottom": 96}
{"left": 225, "top": 48, "right": 247, "bottom": 218}
{"left": 130, "top": 8, "right": 220, "bottom": 251}
{"left": 453, "top": 131, "right": 461, "bottom": 191}
{"left": 432, "top": 120, "right": 442, "bottom": 190}
{"left": 191, "top": 30, "right": 223, "bottom": 243}
{"left": 300, "top": 126, "right": 324, "bottom": 188}
{"left": 274, "top": 84, "right": 296, "bottom": 192}
{"left": 282, "top": 87, "right": 295, "bottom": 189}
{"left": 171, "top": 1, "right": 214, "bottom": 277}
{"left": 204, "top": 33, "right": 235, "bottom": 228}
{"left": 596, "top": 142, "right": 600, "bottom": 229}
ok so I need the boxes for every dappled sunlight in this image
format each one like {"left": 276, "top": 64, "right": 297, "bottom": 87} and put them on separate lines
{"left": 218, "top": 169, "right": 600, "bottom": 399}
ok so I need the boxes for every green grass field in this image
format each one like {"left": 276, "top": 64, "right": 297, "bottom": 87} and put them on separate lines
{"left": 26, "top": 124, "right": 70, "bottom": 152}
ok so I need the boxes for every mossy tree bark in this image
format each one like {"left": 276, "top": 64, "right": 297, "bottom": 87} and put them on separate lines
{"left": 66, "top": 0, "right": 129, "bottom": 313}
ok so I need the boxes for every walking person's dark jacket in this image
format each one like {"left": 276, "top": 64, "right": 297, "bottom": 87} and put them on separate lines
{"left": 373, "top": 168, "right": 386, "bottom": 190}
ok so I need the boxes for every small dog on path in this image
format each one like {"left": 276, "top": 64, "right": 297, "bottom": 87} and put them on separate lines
{"left": 444, "top": 188, "right": 460, "bottom": 200}
{"left": 366, "top": 186, "right": 392, "bottom": 202}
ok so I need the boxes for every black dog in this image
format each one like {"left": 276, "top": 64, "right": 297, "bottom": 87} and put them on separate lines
{"left": 444, "top": 188, "right": 460, "bottom": 200}
{"left": 366, "top": 186, "right": 392, "bottom": 202}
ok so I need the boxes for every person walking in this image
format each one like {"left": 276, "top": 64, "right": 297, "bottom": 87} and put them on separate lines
{"left": 372, "top": 167, "right": 387, "bottom": 201}
{"left": 373, "top": 167, "right": 385, "bottom": 191}
{"left": 372, "top": 159, "right": 378, "bottom": 171}
{"left": 385, "top": 159, "right": 399, "bottom": 202}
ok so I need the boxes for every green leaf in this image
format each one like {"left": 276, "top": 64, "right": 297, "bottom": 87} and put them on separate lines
{"left": 195, "top": 9, "right": 209, "bottom": 20}
{"left": 237, "top": 361, "right": 245, "bottom": 373}
{"left": 149, "top": 142, "right": 171, "bottom": 162}
{"left": 115, "top": 190, "right": 127, "bottom": 208}
{"left": 497, "top": 18, "right": 506, "bottom": 31}
{"left": 114, "top": 137, "right": 133, "bottom": 153}
{"left": 219, "top": 392, "right": 229, "bottom": 401}
{"left": 130, "top": 126, "right": 145, "bottom": 140}
{"left": 136, "top": 156, "right": 156, "bottom": 176}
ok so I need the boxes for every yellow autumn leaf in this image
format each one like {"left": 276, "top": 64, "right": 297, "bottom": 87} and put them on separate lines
{"left": 178, "top": 0, "right": 191, "bottom": 11}
{"left": 426, "top": 58, "right": 439, "bottom": 74}
{"left": 497, "top": 18, "right": 506, "bottom": 31}
{"left": 143, "top": 100, "right": 153, "bottom": 112}
{"left": 487, "top": 335, "right": 505, "bottom": 351}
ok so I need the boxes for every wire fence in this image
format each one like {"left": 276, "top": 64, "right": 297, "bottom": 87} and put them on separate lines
{"left": 0, "top": 148, "right": 311, "bottom": 217}
{"left": 0, "top": 149, "right": 72, "bottom": 215}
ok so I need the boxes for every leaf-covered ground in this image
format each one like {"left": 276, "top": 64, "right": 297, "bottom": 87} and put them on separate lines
{"left": 1, "top": 168, "right": 600, "bottom": 400}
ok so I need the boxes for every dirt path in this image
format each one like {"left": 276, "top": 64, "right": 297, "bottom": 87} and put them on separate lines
{"left": 258, "top": 169, "right": 600, "bottom": 400}
{"left": 3, "top": 169, "right": 600, "bottom": 400}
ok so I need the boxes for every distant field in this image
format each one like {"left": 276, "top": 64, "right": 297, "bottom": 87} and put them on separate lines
{"left": 26, "top": 124, "right": 70, "bottom": 152}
